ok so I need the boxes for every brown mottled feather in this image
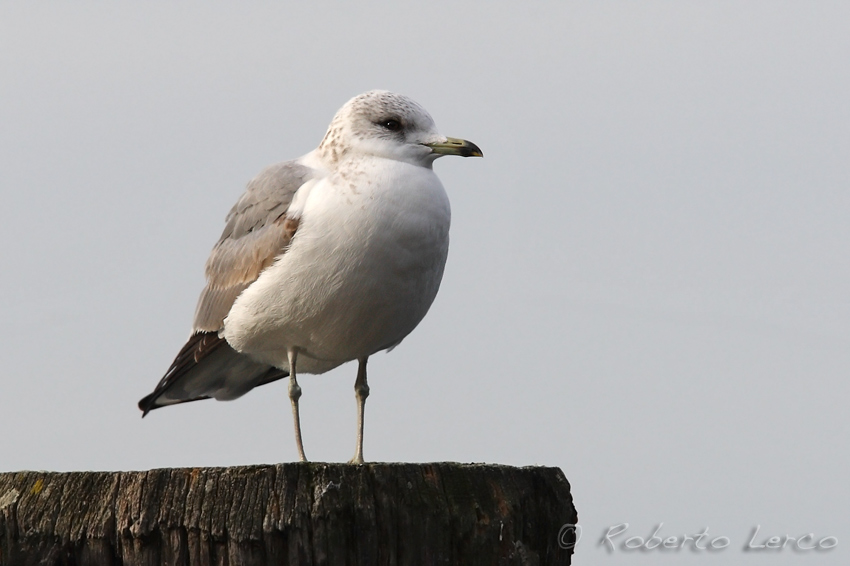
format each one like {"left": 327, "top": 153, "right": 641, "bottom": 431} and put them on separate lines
{"left": 139, "top": 161, "right": 313, "bottom": 412}
{"left": 193, "top": 161, "right": 313, "bottom": 331}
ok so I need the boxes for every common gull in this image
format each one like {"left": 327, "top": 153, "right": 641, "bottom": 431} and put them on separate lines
{"left": 138, "top": 90, "right": 482, "bottom": 463}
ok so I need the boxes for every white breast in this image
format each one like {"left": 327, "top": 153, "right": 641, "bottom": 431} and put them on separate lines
{"left": 222, "top": 157, "right": 451, "bottom": 373}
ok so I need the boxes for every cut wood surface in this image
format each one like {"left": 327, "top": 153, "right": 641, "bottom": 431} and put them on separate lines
{"left": 0, "top": 462, "right": 577, "bottom": 566}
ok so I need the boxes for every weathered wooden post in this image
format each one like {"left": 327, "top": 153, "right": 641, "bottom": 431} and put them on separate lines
{"left": 0, "top": 463, "right": 577, "bottom": 565}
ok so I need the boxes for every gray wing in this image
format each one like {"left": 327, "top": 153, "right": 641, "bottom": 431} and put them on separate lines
{"left": 193, "top": 160, "right": 315, "bottom": 332}
{"left": 139, "top": 160, "right": 315, "bottom": 415}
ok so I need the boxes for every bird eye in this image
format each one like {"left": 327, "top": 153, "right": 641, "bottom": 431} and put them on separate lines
{"left": 379, "top": 118, "right": 402, "bottom": 132}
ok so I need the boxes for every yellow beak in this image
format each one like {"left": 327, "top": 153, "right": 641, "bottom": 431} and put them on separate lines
{"left": 426, "top": 137, "right": 483, "bottom": 158}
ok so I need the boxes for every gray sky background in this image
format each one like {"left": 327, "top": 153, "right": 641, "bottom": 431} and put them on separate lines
{"left": 1, "top": 3, "right": 847, "bottom": 564}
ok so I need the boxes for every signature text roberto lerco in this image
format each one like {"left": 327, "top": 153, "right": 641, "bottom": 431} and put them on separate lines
{"left": 598, "top": 524, "right": 837, "bottom": 552}
{"left": 558, "top": 523, "right": 838, "bottom": 552}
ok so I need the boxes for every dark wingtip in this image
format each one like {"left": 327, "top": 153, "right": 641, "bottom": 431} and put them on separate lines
{"left": 137, "top": 331, "right": 226, "bottom": 419}
{"left": 136, "top": 333, "right": 290, "bottom": 420}
{"left": 138, "top": 393, "right": 157, "bottom": 417}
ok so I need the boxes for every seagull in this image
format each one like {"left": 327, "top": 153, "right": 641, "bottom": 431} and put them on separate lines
{"left": 138, "top": 90, "right": 482, "bottom": 464}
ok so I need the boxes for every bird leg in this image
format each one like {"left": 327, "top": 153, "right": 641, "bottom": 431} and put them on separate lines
{"left": 349, "top": 356, "right": 369, "bottom": 465}
{"left": 287, "top": 349, "right": 307, "bottom": 462}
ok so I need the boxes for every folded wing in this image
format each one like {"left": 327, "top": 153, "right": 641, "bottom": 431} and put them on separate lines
{"left": 139, "top": 161, "right": 315, "bottom": 415}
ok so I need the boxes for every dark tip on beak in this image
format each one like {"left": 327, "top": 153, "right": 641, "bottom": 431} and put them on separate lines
{"left": 426, "top": 137, "right": 483, "bottom": 158}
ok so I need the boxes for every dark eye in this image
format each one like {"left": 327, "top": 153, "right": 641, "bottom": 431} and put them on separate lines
{"left": 379, "top": 118, "right": 402, "bottom": 132}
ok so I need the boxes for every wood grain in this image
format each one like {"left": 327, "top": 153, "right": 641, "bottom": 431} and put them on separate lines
{"left": 0, "top": 463, "right": 577, "bottom": 565}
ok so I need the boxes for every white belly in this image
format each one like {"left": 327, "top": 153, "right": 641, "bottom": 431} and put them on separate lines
{"left": 222, "top": 158, "right": 451, "bottom": 373}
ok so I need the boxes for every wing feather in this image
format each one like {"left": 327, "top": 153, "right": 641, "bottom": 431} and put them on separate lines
{"left": 139, "top": 160, "right": 314, "bottom": 413}
{"left": 138, "top": 331, "right": 288, "bottom": 415}
{"left": 193, "top": 160, "right": 314, "bottom": 331}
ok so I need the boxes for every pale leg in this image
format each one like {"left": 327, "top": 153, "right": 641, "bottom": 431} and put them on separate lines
{"left": 349, "top": 356, "right": 369, "bottom": 464}
{"left": 287, "top": 349, "right": 307, "bottom": 462}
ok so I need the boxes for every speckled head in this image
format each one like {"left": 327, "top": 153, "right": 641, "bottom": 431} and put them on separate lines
{"left": 317, "top": 90, "right": 481, "bottom": 167}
